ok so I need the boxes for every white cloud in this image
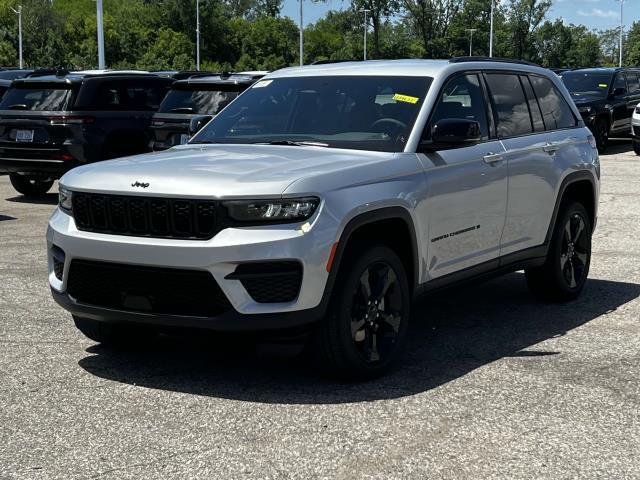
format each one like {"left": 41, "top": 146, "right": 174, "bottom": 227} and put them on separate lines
{"left": 577, "top": 8, "right": 619, "bottom": 19}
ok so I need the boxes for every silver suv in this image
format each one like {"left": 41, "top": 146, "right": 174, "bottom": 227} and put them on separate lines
{"left": 47, "top": 59, "right": 600, "bottom": 379}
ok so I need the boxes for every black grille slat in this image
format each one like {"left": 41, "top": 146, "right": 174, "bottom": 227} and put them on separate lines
{"left": 72, "top": 193, "right": 217, "bottom": 240}
{"left": 66, "top": 260, "right": 232, "bottom": 317}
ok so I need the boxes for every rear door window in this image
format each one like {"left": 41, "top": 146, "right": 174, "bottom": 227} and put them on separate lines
{"left": 484, "top": 73, "right": 532, "bottom": 138}
{"left": 529, "top": 75, "right": 577, "bottom": 130}
{"left": 0, "top": 85, "right": 75, "bottom": 111}
{"left": 521, "top": 76, "right": 545, "bottom": 132}
{"left": 89, "top": 79, "right": 169, "bottom": 111}
{"left": 626, "top": 72, "right": 640, "bottom": 93}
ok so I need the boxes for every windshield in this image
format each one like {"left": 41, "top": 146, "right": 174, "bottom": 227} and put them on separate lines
{"left": 0, "top": 85, "right": 75, "bottom": 111}
{"left": 191, "top": 76, "right": 432, "bottom": 152}
{"left": 561, "top": 72, "right": 612, "bottom": 95}
{"left": 158, "top": 87, "right": 243, "bottom": 115}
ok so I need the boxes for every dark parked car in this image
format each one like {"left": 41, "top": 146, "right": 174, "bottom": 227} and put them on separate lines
{"left": 560, "top": 67, "right": 640, "bottom": 152}
{"left": 0, "top": 69, "right": 34, "bottom": 81}
{"left": 149, "top": 72, "right": 265, "bottom": 151}
{"left": 0, "top": 70, "right": 173, "bottom": 196}
{"left": 0, "top": 80, "right": 10, "bottom": 99}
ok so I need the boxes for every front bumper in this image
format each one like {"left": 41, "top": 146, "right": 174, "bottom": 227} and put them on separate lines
{"left": 47, "top": 206, "right": 336, "bottom": 330}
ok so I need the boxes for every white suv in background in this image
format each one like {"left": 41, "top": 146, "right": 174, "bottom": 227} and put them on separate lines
{"left": 47, "top": 58, "right": 600, "bottom": 379}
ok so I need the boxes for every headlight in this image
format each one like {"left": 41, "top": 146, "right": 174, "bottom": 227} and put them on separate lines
{"left": 58, "top": 187, "right": 72, "bottom": 213}
{"left": 223, "top": 197, "right": 319, "bottom": 223}
{"left": 578, "top": 106, "right": 593, "bottom": 114}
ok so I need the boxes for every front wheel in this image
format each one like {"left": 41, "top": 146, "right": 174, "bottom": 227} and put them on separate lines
{"left": 312, "top": 243, "right": 411, "bottom": 380}
{"left": 9, "top": 173, "right": 54, "bottom": 197}
{"left": 633, "top": 139, "right": 640, "bottom": 156}
{"left": 593, "top": 119, "right": 609, "bottom": 154}
{"left": 525, "top": 202, "right": 592, "bottom": 301}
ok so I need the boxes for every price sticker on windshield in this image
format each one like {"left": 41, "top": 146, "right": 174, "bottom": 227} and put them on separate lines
{"left": 598, "top": 83, "right": 608, "bottom": 88}
{"left": 393, "top": 93, "right": 419, "bottom": 104}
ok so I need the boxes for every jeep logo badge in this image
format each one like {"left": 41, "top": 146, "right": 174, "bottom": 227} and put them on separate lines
{"left": 131, "top": 181, "right": 150, "bottom": 188}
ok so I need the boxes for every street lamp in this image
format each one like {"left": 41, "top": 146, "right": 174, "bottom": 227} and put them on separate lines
{"left": 616, "top": 0, "right": 624, "bottom": 67}
{"left": 196, "top": 0, "right": 201, "bottom": 70}
{"left": 10, "top": 5, "right": 23, "bottom": 69}
{"left": 298, "top": 0, "right": 304, "bottom": 66}
{"left": 489, "top": 0, "right": 494, "bottom": 57}
{"left": 359, "top": 9, "right": 371, "bottom": 61}
{"left": 466, "top": 28, "right": 477, "bottom": 57}
{"left": 96, "top": 0, "right": 105, "bottom": 69}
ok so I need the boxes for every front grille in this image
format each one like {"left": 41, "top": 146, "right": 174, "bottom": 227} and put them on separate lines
{"left": 226, "top": 262, "right": 302, "bottom": 303}
{"left": 67, "top": 260, "right": 232, "bottom": 317}
{"left": 72, "top": 192, "right": 218, "bottom": 240}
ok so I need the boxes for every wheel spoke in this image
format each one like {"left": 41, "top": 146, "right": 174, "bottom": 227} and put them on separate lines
{"left": 367, "top": 331, "right": 380, "bottom": 362}
{"left": 572, "top": 217, "right": 584, "bottom": 244}
{"left": 359, "top": 270, "right": 372, "bottom": 300}
{"left": 351, "top": 318, "right": 366, "bottom": 340}
{"left": 374, "top": 265, "right": 396, "bottom": 299}
{"left": 567, "top": 260, "right": 577, "bottom": 288}
{"left": 564, "top": 221, "right": 572, "bottom": 244}
{"left": 380, "top": 312, "right": 401, "bottom": 333}
{"left": 560, "top": 253, "right": 569, "bottom": 270}
{"left": 575, "top": 251, "right": 588, "bottom": 266}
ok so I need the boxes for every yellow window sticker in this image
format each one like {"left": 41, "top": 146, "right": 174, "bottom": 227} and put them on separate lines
{"left": 393, "top": 93, "right": 419, "bottom": 104}
{"left": 598, "top": 83, "right": 608, "bottom": 88}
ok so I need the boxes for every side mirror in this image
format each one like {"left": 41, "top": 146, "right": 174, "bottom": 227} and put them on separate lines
{"left": 189, "top": 115, "right": 212, "bottom": 136}
{"left": 419, "top": 118, "right": 482, "bottom": 152}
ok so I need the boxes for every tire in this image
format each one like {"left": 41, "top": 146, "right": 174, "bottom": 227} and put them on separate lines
{"left": 633, "top": 139, "right": 640, "bottom": 156}
{"left": 593, "top": 119, "right": 609, "bottom": 154}
{"left": 9, "top": 173, "right": 54, "bottom": 197}
{"left": 73, "top": 315, "right": 155, "bottom": 347}
{"left": 525, "top": 202, "right": 592, "bottom": 301}
{"left": 312, "top": 243, "right": 411, "bottom": 380}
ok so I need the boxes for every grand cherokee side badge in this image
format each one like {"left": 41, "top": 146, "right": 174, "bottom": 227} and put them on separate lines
{"left": 131, "top": 181, "right": 150, "bottom": 188}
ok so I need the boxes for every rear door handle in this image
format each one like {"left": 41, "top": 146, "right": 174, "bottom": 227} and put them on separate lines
{"left": 483, "top": 152, "right": 504, "bottom": 164}
{"left": 543, "top": 143, "right": 560, "bottom": 153}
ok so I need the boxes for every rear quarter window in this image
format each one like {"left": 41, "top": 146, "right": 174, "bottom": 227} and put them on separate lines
{"left": 484, "top": 73, "right": 533, "bottom": 138}
{"left": 529, "top": 75, "right": 577, "bottom": 130}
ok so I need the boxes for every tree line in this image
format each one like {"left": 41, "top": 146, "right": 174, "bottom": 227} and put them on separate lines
{"left": 0, "top": 0, "right": 638, "bottom": 72}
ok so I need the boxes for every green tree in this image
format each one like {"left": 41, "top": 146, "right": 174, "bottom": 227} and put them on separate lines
{"left": 624, "top": 22, "right": 640, "bottom": 67}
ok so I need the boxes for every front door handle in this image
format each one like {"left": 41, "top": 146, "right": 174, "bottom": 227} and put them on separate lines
{"left": 483, "top": 152, "right": 504, "bottom": 164}
{"left": 543, "top": 143, "right": 560, "bottom": 153}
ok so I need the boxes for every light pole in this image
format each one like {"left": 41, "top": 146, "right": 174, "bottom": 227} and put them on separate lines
{"left": 10, "top": 5, "right": 23, "bottom": 69}
{"left": 466, "top": 28, "right": 477, "bottom": 57}
{"left": 616, "top": 0, "right": 624, "bottom": 67}
{"left": 196, "top": 0, "right": 201, "bottom": 70}
{"left": 96, "top": 0, "right": 105, "bottom": 69}
{"left": 299, "top": 0, "right": 304, "bottom": 66}
{"left": 360, "top": 9, "right": 371, "bottom": 61}
{"left": 489, "top": 0, "right": 494, "bottom": 57}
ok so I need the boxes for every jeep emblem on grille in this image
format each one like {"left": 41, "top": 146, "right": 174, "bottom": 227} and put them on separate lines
{"left": 131, "top": 181, "right": 150, "bottom": 188}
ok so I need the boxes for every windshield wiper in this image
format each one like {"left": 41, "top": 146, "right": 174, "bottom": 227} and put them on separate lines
{"left": 250, "top": 140, "right": 329, "bottom": 147}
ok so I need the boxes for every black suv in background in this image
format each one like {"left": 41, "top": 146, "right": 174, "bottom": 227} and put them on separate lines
{"left": 149, "top": 72, "right": 264, "bottom": 150}
{"left": 0, "top": 69, "right": 34, "bottom": 98}
{"left": 560, "top": 67, "right": 640, "bottom": 152}
{"left": 0, "top": 70, "right": 173, "bottom": 196}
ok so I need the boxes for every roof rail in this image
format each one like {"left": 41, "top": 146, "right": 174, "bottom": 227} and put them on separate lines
{"left": 449, "top": 56, "right": 540, "bottom": 67}
{"left": 27, "top": 67, "right": 70, "bottom": 78}
{"left": 310, "top": 59, "right": 356, "bottom": 66}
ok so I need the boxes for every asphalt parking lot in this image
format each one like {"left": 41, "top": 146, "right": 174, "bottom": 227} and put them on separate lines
{"left": 1, "top": 142, "right": 639, "bottom": 480}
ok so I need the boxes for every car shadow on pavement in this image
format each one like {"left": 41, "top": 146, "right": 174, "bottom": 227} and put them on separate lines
{"left": 5, "top": 193, "right": 58, "bottom": 205}
{"left": 78, "top": 272, "right": 640, "bottom": 404}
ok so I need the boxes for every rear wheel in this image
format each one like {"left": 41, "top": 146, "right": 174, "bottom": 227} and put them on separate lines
{"left": 73, "top": 315, "right": 155, "bottom": 347}
{"left": 312, "top": 243, "right": 411, "bottom": 380}
{"left": 593, "top": 119, "right": 609, "bottom": 154}
{"left": 9, "top": 173, "right": 54, "bottom": 197}
{"left": 525, "top": 202, "right": 591, "bottom": 301}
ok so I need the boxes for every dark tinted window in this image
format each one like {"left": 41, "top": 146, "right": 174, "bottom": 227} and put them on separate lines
{"left": 428, "top": 73, "right": 489, "bottom": 140}
{"left": 0, "top": 86, "right": 7, "bottom": 99}
{"left": 530, "top": 75, "right": 577, "bottom": 130}
{"left": 560, "top": 71, "right": 612, "bottom": 96}
{"left": 158, "top": 87, "right": 242, "bottom": 114}
{"left": 485, "top": 73, "right": 532, "bottom": 137}
{"left": 613, "top": 73, "right": 626, "bottom": 92}
{"left": 0, "top": 85, "right": 75, "bottom": 111}
{"left": 521, "top": 76, "right": 545, "bottom": 132}
{"left": 192, "top": 76, "right": 432, "bottom": 152}
{"left": 625, "top": 72, "right": 640, "bottom": 93}
{"left": 88, "top": 79, "right": 168, "bottom": 111}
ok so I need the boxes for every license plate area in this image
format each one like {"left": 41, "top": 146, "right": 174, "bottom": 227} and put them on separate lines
{"left": 15, "top": 129, "right": 34, "bottom": 143}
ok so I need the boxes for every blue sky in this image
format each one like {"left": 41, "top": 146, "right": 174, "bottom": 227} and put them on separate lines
{"left": 282, "top": 0, "right": 638, "bottom": 32}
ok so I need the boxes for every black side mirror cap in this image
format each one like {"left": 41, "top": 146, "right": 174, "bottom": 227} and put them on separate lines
{"left": 418, "top": 118, "right": 482, "bottom": 152}
{"left": 189, "top": 115, "right": 213, "bottom": 136}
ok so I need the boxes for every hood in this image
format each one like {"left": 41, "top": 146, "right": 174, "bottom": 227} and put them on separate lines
{"left": 60, "top": 144, "right": 394, "bottom": 198}
{"left": 569, "top": 92, "right": 607, "bottom": 105}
